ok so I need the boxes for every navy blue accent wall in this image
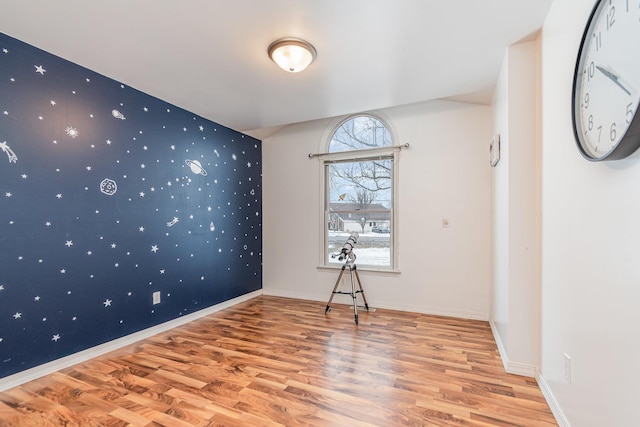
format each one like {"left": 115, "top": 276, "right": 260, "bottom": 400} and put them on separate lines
{"left": 0, "top": 33, "right": 262, "bottom": 378}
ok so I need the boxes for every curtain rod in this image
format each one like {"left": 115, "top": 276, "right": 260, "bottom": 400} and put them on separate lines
{"left": 308, "top": 143, "right": 410, "bottom": 159}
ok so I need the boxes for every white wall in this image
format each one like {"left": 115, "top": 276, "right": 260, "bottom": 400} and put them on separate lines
{"left": 540, "top": 0, "right": 640, "bottom": 425}
{"left": 262, "top": 2, "right": 640, "bottom": 424}
{"left": 491, "top": 40, "right": 541, "bottom": 377}
{"left": 262, "top": 100, "right": 492, "bottom": 319}
{"left": 492, "top": 49, "right": 511, "bottom": 356}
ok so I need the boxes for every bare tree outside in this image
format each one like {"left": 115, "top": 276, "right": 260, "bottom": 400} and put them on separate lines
{"left": 330, "top": 115, "right": 392, "bottom": 152}
{"left": 348, "top": 189, "right": 376, "bottom": 233}
{"left": 349, "top": 188, "right": 376, "bottom": 208}
{"left": 329, "top": 116, "right": 392, "bottom": 201}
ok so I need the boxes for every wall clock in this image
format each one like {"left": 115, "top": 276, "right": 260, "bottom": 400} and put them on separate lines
{"left": 572, "top": 0, "right": 640, "bottom": 161}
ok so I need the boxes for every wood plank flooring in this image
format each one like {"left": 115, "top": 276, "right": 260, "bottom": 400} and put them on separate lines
{"left": 0, "top": 296, "right": 557, "bottom": 426}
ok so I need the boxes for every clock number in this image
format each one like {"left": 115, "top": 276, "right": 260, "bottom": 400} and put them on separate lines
{"left": 610, "top": 122, "right": 617, "bottom": 141}
{"left": 589, "top": 115, "right": 594, "bottom": 130}
{"left": 587, "top": 62, "right": 595, "bottom": 81}
{"left": 607, "top": 6, "right": 616, "bottom": 30}
{"left": 597, "top": 125, "right": 603, "bottom": 142}
{"left": 584, "top": 93, "right": 590, "bottom": 109}
{"left": 626, "top": 103, "right": 634, "bottom": 123}
{"left": 594, "top": 32, "right": 602, "bottom": 51}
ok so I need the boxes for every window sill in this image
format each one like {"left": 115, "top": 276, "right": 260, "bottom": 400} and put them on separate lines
{"left": 316, "top": 265, "right": 401, "bottom": 275}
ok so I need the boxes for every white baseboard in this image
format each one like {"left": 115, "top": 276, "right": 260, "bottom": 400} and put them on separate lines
{"left": 505, "top": 360, "right": 537, "bottom": 377}
{"left": 536, "top": 368, "right": 571, "bottom": 427}
{"left": 0, "top": 290, "right": 262, "bottom": 392}
{"left": 262, "top": 288, "right": 328, "bottom": 303}
{"left": 488, "top": 319, "right": 537, "bottom": 377}
{"left": 379, "top": 301, "right": 489, "bottom": 321}
{"left": 489, "top": 319, "right": 510, "bottom": 373}
{"left": 262, "top": 288, "right": 489, "bottom": 321}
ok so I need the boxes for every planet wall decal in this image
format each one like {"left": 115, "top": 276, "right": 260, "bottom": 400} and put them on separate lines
{"left": 185, "top": 159, "right": 207, "bottom": 176}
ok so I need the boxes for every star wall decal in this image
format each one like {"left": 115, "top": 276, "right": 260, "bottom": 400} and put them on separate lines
{"left": 0, "top": 33, "right": 262, "bottom": 380}
{"left": 65, "top": 127, "right": 79, "bottom": 138}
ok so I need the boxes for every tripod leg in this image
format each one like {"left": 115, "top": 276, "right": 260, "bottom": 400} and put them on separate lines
{"left": 353, "top": 267, "right": 369, "bottom": 311}
{"left": 325, "top": 266, "right": 346, "bottom": 314}
{"left": 350, "top": 267, "right": 359, "bottom": 325}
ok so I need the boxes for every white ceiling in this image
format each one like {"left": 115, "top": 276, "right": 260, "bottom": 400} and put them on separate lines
{"left": 0, "top": 0, "right": 553, "bottom": 139}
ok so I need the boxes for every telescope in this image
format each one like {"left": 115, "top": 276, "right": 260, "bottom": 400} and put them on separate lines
{"left": 335, "top": 232, "right": 358, "bottom": 262}
{"left": 325, "top": 231, "right": 369, "bottom": 325}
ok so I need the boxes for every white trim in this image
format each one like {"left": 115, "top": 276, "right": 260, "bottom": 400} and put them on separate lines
{"left": 489, "top": 319, "right": 509, "bottom": 373}
{"left": 506, "top": 360, "right": 537, "bottom": 378}
{"left": 317, "top": 112, "right": 400, "bottom": 155}
{"left": 391, "top": 147, "right": 399, "bottom": 269}
{"left": 262, "top": 288, "right": 488, "bottom": 321}
{"left": 262, "top": 288, "right": 329, "bottom": 303}
{"left": 0, "top": 290, "right": 262, "bottom": 392}
{"left": 489, "top": 319, "right": 537, "bottom": 377}
{"left": 378, "top": 301, "right": 488, "bottom": 321}
{"left": 321, "top": 152, "right": 398, "bottom": 269}
{"left": 319, "top": 113, "right": 400, "bottom": 271}
{"left": 536, "top": 368, "right": 571, "bottom": 427}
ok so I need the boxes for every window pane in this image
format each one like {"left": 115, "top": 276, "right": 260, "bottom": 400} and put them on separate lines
{"left": 326, "top": 158, "right": 391, "bottom": 267}
{"left": 329, "top": 116, "right": 392, "bottom": 153}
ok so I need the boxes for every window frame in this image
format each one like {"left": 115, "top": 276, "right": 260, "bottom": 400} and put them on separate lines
{"left": 318, "top": 114, "right": 400, "bottom": 272}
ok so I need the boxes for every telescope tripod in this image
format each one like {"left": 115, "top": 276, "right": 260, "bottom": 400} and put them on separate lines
{"left": 325, "top": 261, "right": 369, "bottom": 325}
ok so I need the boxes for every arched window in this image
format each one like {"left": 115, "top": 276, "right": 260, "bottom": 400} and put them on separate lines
{"left": 329, "top": 115, "right": 392, "bottom": 152}
{"left": 322, "top": 114, "right": 397, "bottom": 270}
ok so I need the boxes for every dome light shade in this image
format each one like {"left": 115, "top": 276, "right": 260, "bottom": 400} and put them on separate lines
{"left": 268, "top": 38, "right": 317, "bottom": 73}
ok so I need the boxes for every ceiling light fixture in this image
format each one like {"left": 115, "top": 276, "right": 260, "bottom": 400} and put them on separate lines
{"left": 268, "top": 38, "right": 317, "bottom": 73}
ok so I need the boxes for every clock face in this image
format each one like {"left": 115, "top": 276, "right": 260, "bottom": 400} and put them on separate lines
{"left": 572, "top": 0, "right": 640, "bottom": 161}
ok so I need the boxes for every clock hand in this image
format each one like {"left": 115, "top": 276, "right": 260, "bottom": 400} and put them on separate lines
{"left": 595, "top": 65, "right": 632, "bottom": 96}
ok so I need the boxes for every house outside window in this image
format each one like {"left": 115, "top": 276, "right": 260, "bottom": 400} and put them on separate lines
{"left": 322, "top": 114, "right": 398, "bottom": 270}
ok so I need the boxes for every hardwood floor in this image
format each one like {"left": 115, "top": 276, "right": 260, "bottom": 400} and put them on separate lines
{"left": 0, "top": 296, "right": 557, "bottom": 426}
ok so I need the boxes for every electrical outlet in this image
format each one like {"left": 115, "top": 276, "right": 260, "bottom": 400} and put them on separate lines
{"left": 563, "top": 353, "right": 572, "bottom": 384}
{"left": 152, "top": 291, "right": 161, "bottom": 305}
